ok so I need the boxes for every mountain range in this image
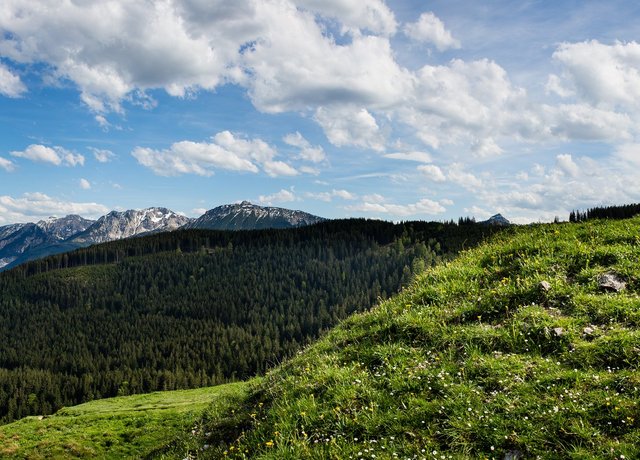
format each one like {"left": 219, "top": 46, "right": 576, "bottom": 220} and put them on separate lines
{"left": 0, "top": 202, "right": 325, "bottom": 271}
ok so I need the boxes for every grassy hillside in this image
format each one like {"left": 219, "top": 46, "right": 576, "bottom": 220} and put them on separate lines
{"left": 0, "top": 382, "right": 248, "bottom": 459}
{"left": 172, "top": 217, "right": 640, "bottom": 459}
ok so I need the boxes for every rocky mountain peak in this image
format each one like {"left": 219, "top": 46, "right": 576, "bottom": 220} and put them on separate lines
{"left": 481, "top": 213, "right": 511, "bottom": 226}
{"left": 185, "top": 202, "right": 325, "bottom": 231}
{"left": 70, "top": 207, "right": 192, "bottom": 244}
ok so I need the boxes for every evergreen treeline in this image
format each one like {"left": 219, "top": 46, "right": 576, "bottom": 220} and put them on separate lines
{"left": 569, "top": 203, "right": 640, "bottom": 222}
{"left": 0, "top": 219, "right": 498, "bottom": 423}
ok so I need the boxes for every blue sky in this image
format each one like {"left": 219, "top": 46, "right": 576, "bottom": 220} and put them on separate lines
{"left": 1, "top": 0, "right": 640, "bottom": 224}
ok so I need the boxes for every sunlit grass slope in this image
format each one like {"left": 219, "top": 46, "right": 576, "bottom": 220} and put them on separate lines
{"left": 185, "top": 218, "right": 640, "bottom": 459}
{"left": 0, "top": 382, "right": 248, "bottom": 459}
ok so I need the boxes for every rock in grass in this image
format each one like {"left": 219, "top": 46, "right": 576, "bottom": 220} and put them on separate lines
{"left": 553, "top": 327, "right": 564, "bottom": 337}
{"left": 597, "top": 273, "right": 626, "bottom": 292}
{"left": 539, "top": 280, "right": 552, "bottom": 292}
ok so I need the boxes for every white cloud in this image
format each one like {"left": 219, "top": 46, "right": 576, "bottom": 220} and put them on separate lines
{"left": 91, "top": 148, "right": 116, "bottom": 163}
{"left": 283, "top": 132, "right": 310, "bottom": 149}
{"left": 63, "top": 151, "right": 85, "bottom": 167}
{"left": 132, "top": 142, "right": 257, "bottom": 177}
{"left": 0, "top": 63, "right": 26, "bottom": 97}
{"left": 547, "top": 104, "right": 633, "bottom": 141}
{"left": 300, "top": 165, "right": 321, "bottom": 175}
{"left": 614, "top": 143, "right": 640, "bottom": 167}
{"left": 191, "top": 208, "right": 207, "bottom": 217}
{"left": 0, "top": 157, "right": 15, "bottom": 172}
{"left": 552, "top": 40, "right": 640, "bottom": 111}
{"left": 362, "top": 193, "right": 386, "bottom": 204}
{"left": 263, "top": 160, "right": 299, "bottom": 177}
{"left": 346, "top": 196, "right": 446, "bottom": 217}
{"left": 447, "top": 163, "right": 483, "bottom": 190}
{"left": 332, "top": 189, "right": 356, "bottom": 200}
{"left": 283, "top": 132, "right": 327, "bottom": 163}
{"left": 293, "top": 0, "right": 397, "bottom": 36}
{"left": 315, "top": 106, "right": 385, "bottom": 151}
{"left": 79, "top": 178, "right": 91, "bottom": 190}
{"left": 545, "top": 74, "right": 574, "bottom": 98}
{"left": 417, "top": 164, "right": 446, "bottom": 182}
{"left": 10, "top": 144, "right": 85, "bottom": 167}
{"left": 404, "top": 12, "right": 460, "bottom": 51}
{"left": 0, "top": 192, "right": 108, "bottom": 224}
{"left": 244, "top": 11, "right": 412, "bottom": 114}
{"left": 11, "top": 145, "right": 60, "bottom": 165}
{"left": 384, "top": 151, "right": 432, "bottom": 163}
{"left": 555, "top": 154, "right": 580, "bottom": 178}
{"left": 95, "top": 115, "right": 111, "bottom": 128}
{"left": 132, "top": 131, "right": 296, "bottom": 177}
{"left": 398, "top": 58, "right": 535, "bottom": 150}
{"left": 306, "top": 189, "right": 356, "bottom": 202}
{"left": 258, "top": 188, "right": 297, "bottom": 205}
{"left": 471, "top": 137, "right": 503, "bottom": 158}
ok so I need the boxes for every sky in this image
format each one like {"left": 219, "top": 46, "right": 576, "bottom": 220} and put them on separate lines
{"left": 1, "top": 0, "right": 640, "bottom": 225}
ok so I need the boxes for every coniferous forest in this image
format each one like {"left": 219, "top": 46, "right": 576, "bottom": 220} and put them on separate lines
{"left": 0, "top": 219, "right": 500, "bottom": 423}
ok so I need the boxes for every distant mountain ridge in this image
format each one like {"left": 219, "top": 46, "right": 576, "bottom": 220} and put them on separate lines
{"left": 0, "top": 203, "right": 326, "bottom": 270}
{"left": 0, "top": 215, "right": 94, "bottom": 270}
{"left": 185, "top": 201, "right": 326, "bottom": 231}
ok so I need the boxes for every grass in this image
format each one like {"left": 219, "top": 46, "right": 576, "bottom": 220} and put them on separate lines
{"left": 182, "top": 218, "right": 640, "bottom": 459}
{"left": 0, "top": 382, "right": 249, "bottom": 459}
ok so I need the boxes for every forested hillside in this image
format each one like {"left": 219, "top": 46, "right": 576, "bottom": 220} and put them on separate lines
{"left": 0, "top": 219, "right": 498, "bottom": 423}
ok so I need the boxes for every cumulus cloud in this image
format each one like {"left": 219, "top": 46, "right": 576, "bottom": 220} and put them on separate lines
{"left": 404, "top": 12, "right": 460, "bottom": 51}
{"left": 346, "top": 196, "right": 447, "bottom": 217}
{"left": 417, "top": 164, "right": 446, "bottom": 182}
{"left": 552, "top": 40, "right": 640, "bottom": 111}
{"left": 0, "top": 63, "right": 26, "bottom": 97}
{"left": 91, "top": 148, "right": 116, "bottom": 163}
{"left": 548, "top": 104, "right": 633, "bottom": 141}
{"left": 132, "top": 131, "right": 297, "bottom": 177}
{"left": 79, "top": 178, "right": 91, "bottom": 190}
{"left": 293, "top": 0, "right": 397, "bottom": 36}
{"left": 283, "top": 132, "right": 327, "bottom": 163}
{"left": 258, "top": 188, "right": 297, "bottom": 205}
{"left": 0, "top": 192, "right": 108, "bottom": 224}
{"left": 10, "top": 144, "right": 85, "bottom": 167}
{"left": 397, "top": 58, "right": 536, "bottom": 151}
{"left": 0, "top": 157, "right": 15, "bottom": 172}
{"left": 315, "top": 106, "right": 385, "bottom": 151}
{"left": 555, "top": 154, "right": 580, "bottom": 178}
